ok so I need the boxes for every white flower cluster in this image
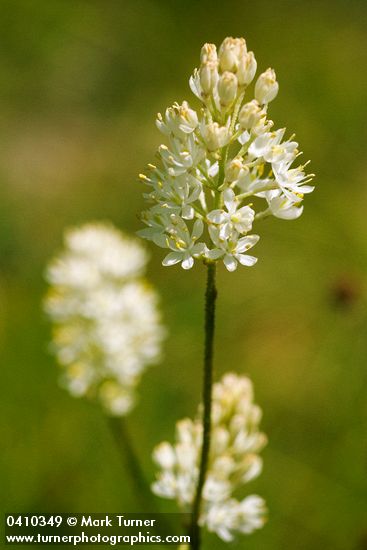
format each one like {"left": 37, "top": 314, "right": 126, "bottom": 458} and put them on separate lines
{"left": 139, "top": 37, "right": 314, "bottom": 271}
{"left": 44, "top": 222, "right": 165, "bottom": 416}
{"left": 152, "top": 373, "right": 267, "bottom": 542}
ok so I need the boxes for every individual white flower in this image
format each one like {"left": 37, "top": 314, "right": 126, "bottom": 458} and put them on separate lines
{"left": 208, "top": 230, "right": 259, "bottom": 272}
{"left": 139, "top": 36, "right": 314, "bottom": 270}
{"left": 158, "top": 137, "right": 204, "bottom": 177}
{"left": 162, "top": 218, "right": 206, "bottom": 270}
{"left": 265, "top": 190, "right": 304, "bottom": 220}
{"left": 272, "top": 161, "right": 315, "bottom": 200}
{"left": 248, "top": 129, "right": 286, "bottom": 159}
{"left": 156, "top": 101, "right": 198, "bottom": 139}
{"left": 264, "top": 139, "right": 299, "bottom": 164}
{"left": 44, "top": 222, "right": 165, "bottom": 416}
{"left": 152, "top": 373, "right": 267, "bottom": 542}
{"left": 239, "top": 99, "right": 265, "bottom": 130}
{"left": 207, "top": 188, "right": 255, "bottom": 239}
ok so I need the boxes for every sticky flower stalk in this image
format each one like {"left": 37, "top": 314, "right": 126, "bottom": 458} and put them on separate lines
{"left": 190, "top": 263, "right": 217, "bottom": 550}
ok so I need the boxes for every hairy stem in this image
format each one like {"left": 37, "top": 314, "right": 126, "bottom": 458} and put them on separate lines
{"left": 189, "top": 262, "right": 217, "bottom": 550}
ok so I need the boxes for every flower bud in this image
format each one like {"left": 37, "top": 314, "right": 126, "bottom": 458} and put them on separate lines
{"left": 218, "top": 71, "right": 238, "bottom": 107}
{"left": 201, "top": 122, "right": 230, "bottom": 151}
{"left": 239, "top": 100, "right": 264, "bottom": 129}
{"left": 200, "top": 61, "right": 219, "bottom": 96}
{"left": 237, "top": 51, "right": 257, "bottom": 86}
{"left": 255, "top": 68, "right": 279, "bottom": 104}
{"left": 218, "top": 37, "right": 247, "bottom": 72}
{"left": 225, "top": 159, "right": 243, "bottom": 182}
{"left": 200, "top": 43, "right": 218, "bottom": 64}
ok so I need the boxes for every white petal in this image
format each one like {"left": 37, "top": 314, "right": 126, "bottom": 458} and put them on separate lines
{"left": 137, "top": 228, "right": 155, "bottom": 240}
{"left": 192, "top": 219, "right": 204, "bottom": 240}
{"left": 241, "top": 456, "right": 263, "bottom": 483}
{"left": 275, "top": 205, "right": 303, "bottom": 220}
{"left": 181, "top": 255, "right": 194, "bottom": 270}
{"left": 235, "top": 223, "right": 251, "bottom": 234}
{"left": 248, "top": 133, "right": 271, "bottom": 158}
{"left": 192, "top": 242, "right": 206, "bottom": 257}
{"left": 153, "top": 234, "right": 169, "bottom": 248}
{"left": 208, "top": 225, "right": 221, "bottom": 246}
{"left": 189, "top": 73, "right": 201, "bottom": 99}
{"left": 223, "top": 255, "right": 238, "bottom": 272}
{"left": 182, "top": 205, "right": 194, "bottom": 220}
{"left": 299, "top": 185, "right": 315, "bottom": 194}
{"left": 236, "top": 234, "right": 260, "bottom": 253}
{"left": 237, "top": 205, "right": 255, "bottom": 218}
{"left": 162, "top": 252, "right": 182, "bottom": 266}
{"left": 207, "top": 210, "right": 225, "bottom": 224}
{"left": 220, "top": 223, "right": 231, "bottom": 239}
{"left": 208, "top": 161, "right": 219, "bottom": 177}
{"left": 238, "top": 130, "right": 250, "bottom": 145}
{"left": 223, "top": 188, "right": 236, "bottom": 211}
{"left": 207, "top": 248, "right": 224, "bottom": 260}
{"left": 237, "top": 254, "right": 258, "bottom": 266}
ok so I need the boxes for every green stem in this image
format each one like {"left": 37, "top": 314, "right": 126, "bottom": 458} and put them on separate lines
{"left": 108, "top": 417, "right": 174, "bottom": 537}
{"left": 108, "top": 416, "right": 155, "bottom": 511}
{"left": 255, "top": 208, "right": 271, "bottom": 221}
{"left": 189, "top": 262, "right": 217, "bottom": 550}
{"left": 237, "top": 183, "right": 277, "bottom": 202}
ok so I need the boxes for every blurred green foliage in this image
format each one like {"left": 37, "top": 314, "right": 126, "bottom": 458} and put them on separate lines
{"left": 1, "top": 0, "right": 367, "bottom": 548}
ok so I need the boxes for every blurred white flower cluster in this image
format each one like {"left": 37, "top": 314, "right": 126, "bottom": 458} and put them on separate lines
{"left": 44, "top": 222, "right": 165, "bottom": 416}
{"left": 152, "top": 373, "right": 267, "bottom": 541}
{"left": 139, "top": 37, "right": 314, "bottom": 271}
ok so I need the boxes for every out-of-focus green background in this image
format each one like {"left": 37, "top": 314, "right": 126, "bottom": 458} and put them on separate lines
{"left": 1, "top": 0, "right": 367, "bottom": 548}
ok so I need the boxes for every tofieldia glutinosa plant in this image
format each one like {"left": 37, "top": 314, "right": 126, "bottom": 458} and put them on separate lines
{"left": 139, "top": 36, "right": 314, "bottom": 549}
{"left": 44, "top": 222, "right": 166, "bottom": 511}
{"left": 45, "top": 222, "right": 165, "bottom": 416}
{"left": 152, "top": 373, "right": 267, "bottom": 542}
